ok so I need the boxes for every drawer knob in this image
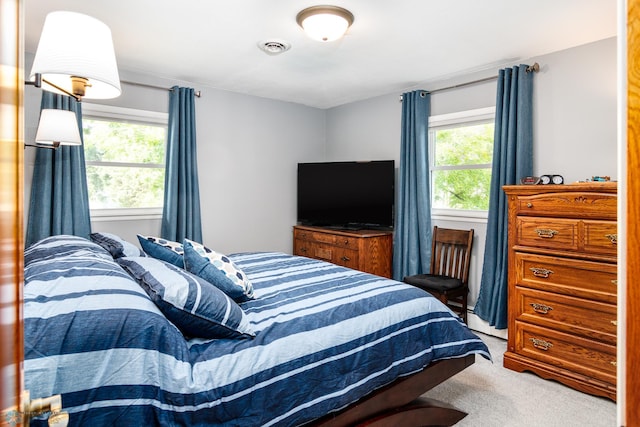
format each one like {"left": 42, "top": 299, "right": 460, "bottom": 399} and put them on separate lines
{"left": 611, "top": 361, "right": 617, "bottom": 367}
{"left": 527, "top": 203, "right": 533, "bottom": 208}
{"left": 299, "top": 247, "right": 308, "bottom": 253}
{"left": 530, "top": 337, "right": 553, "bottom": 351}
{"left": 341, "top": 256, "right": 351, "bottom": 262}
{"left": 530, "top": 303, "right": 553, "bottom": 314}
{"left": 529, "top": 267, "right": 554, "bottom": 278}
{"left": 612, "top": 279, "right": 618, "bottom": 286}
{"left": 605, "top": 233, "right": 617, "bottom": 245}
{"left": 611, "top": 320, "right": 618, "bottom": 326}
{"left": 343, "top": 240, "right": 350, "bottom": 245}
{"left": 535, "top": 228, "right": 558, "bottom": 238}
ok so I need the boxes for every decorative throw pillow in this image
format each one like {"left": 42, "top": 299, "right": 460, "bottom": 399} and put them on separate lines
{"left": 117, "top": 256, "right": 255, "bottom": 339}
{"left": 136, "top": 235, "right": 184, "bottom": 267}
{"left": 183, "top": 239, "right": 255, "bottom": 302}
{"left": 91, "top": 232, "right": 145, "bottom": 259}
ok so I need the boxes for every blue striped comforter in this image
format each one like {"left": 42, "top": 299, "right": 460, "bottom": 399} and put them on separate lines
{"left": 24, "top": 236, "right": 489, "bottom": 426}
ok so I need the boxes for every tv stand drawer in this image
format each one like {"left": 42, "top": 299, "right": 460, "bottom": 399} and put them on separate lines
{"left": 293, "top": 226, "right": 393, "bottom": 278}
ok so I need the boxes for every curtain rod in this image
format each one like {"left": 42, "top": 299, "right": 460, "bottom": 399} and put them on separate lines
{"left": 400, "top": 62, "right": 540, "bottom": 100}
{"left": 121, "top": 80, "right": 202, "bottom": 98}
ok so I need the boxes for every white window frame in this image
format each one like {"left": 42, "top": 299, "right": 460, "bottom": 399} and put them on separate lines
{"left": 429, "top": 106, "right": 495, "bottom": 222}
{"left": 82, "top": 103, "right": 169, "bottom": 221}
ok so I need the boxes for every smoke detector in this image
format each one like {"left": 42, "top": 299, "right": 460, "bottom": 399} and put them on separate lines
{"left": 258, "top": 39, "right": 291, "bottom": 55}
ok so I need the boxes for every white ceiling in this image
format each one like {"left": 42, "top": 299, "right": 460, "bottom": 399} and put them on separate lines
{"left": 24, "top": 0, "right": 617, "bottom": 109}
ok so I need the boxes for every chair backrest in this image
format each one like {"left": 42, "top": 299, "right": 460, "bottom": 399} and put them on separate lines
{"left": 429, "top": 226, "right": 474, "bottom": 284}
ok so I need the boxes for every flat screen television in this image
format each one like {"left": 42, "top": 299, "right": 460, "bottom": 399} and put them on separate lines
{"left": 297, "top": 160, "right": 395, "bottom": 229}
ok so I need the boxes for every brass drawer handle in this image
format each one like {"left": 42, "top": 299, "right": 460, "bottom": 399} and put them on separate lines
{"left": 611, "top": 361, "right": 617, "bottom": 367}
{"left": 611, "top": 320, "right": 618, "bottom": 326}
{"left": 611, "top": 279, "right": 618, "bottom": 286}
{"left": 530, "top": 303, "right": 553, "bottom": 314}
{"left": 341, "top": 256, "right": 351, "bottom": 262}
{"left": 535, "top": 228, "right": 558, "bottom": 238}
{"left": 530, "top": 337, "right": 553, "bottom": 351}
{"left": 530, "top": 267, "right": 554, "bottom": 278}
{"left": 605, "top": 233, "right": 617, "bottom": 245}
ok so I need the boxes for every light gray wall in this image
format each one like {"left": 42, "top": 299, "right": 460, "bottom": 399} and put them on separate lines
{"left": 323, "top": 37, "right": 618, "bottom": 320}
{"left": 24, "top": 58, "right": 326, "bottom": 254}
{"left": 533, "top": 38, "right": 617, "bottom": 183}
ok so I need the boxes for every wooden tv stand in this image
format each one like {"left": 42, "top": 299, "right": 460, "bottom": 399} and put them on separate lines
{"left": 293, "top": 225, "right": 393, "bottom": 278}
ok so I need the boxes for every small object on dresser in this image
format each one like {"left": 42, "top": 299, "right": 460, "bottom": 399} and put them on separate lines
{"left": 539, "top": 174, "right": 564, "bottom": 185}
{"left": 520, "top": 176, "right": 541, "bottom": 185}
{"left": 592, "top": 176, "right": 611, "bottom": 182}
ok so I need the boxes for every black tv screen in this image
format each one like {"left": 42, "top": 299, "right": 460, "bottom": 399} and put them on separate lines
{"left": 297, "top": 160, "right": 395, "bottom": 229}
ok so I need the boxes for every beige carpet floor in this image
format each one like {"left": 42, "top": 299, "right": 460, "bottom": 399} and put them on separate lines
{"left": 422, "top": 332, "right": 617, "bottom": 426}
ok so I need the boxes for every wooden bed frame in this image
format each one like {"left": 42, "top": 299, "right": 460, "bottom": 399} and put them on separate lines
{"left": 311, "top": 354, "right": 475, "bottom": 427}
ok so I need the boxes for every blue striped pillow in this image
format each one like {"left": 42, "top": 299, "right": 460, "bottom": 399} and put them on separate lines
{"left": 118, "top": 256, "right": 255, "bottom": 339}
{"left": 91, "top": 232, "right": 145, "bottom": 259}
{"left": 25, "top": 235, "right": 112, "bottom": 267}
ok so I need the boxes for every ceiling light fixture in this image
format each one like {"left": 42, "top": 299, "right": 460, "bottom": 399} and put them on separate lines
{"left": 25, "top": 109, "right": 82, "bottom": 149}
{"left": 28, "top": 11, "right": 121, "bottom": 100}
{"left": 296, "top": 5, "right": 354, "bottom": 42}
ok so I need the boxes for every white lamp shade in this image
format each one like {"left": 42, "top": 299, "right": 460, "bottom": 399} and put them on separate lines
{"left": 297, "top": 6, "right": 354, "bottom": 42}
{"left": 29, "top": 11, "right": 121, "bottom": 99}
{"left": 35, "top": 109, "right": 82, "bottom": 146}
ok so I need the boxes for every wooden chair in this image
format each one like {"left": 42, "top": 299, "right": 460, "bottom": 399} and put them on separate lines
{"left": 403, "top": 226, "right": 474, "bottom": 323}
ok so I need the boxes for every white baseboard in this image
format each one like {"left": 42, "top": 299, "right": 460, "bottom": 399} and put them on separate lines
{"left": 466, "top": 310, "right": 508, "bottom": 339}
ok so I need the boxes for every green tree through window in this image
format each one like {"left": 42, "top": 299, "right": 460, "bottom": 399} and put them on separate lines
{"left": 83, "top": 118, "right": 166, "bottom": 209}
{"left": 430, "top": 113, "right": 494, "bottom": 211}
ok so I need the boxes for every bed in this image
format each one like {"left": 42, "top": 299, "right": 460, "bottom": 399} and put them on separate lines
{"left": 24, "top": 234, "right": 490, "bottom": 426}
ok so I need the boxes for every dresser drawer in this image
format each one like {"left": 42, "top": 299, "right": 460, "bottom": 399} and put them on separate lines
{"left": 514, "top": 322, "right": 617, "bottom": 384}
{"left": 584, "top": 220, "right": 617, "bottom": 256}
{"left": 333, "top": 247, "right": 359, "bottom": 270}
{"left": 293, "top": 239, "right": 360, "bottom": 268}
{"left": 294, "top": 239, "right": 334, "bottom": 260}
{"left": 293, "top": 238, "right": 312, "bottom": 257}
{"left": 334, "top": 235, "right": 358, "bottom": 248}
{"left": 294, "top": 229, "right": 335, "bottom": 244}
{"left": 516, "top": 217, "right": 578, "bottom": 251}
{"left": 514, "top": 287, "right": 617, "bottom": 344}
{"left": 513, "top": 191, "right": 617, "bottom": 219}
{"left": 515, "top": 252, "right": 617, "bottom": 303}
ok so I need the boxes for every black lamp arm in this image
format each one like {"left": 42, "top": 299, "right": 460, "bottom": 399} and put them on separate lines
{"left": 24, "top": 141, "right": 61, "bottom": 150}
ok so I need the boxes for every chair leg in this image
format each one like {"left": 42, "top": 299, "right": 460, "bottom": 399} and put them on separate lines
{"left": 437, "top": 294, "right": 448, "bottom": 306}
{"left": 460, "top": 292, "right": 468, "bottom": 324}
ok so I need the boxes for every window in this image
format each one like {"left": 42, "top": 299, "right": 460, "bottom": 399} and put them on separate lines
{"left": 82, "top": 103, "right": 168, "bottom": 218}
{"left": 429, "top": 107, "right": 495, "bottom": 214}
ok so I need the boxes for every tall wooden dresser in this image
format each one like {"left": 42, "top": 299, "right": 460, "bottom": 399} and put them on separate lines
{"left": 502, "top": 183, "right": 617, "bottom": 400}
{"left": 293, "top": 225, "right": 393, "bottom": 278}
